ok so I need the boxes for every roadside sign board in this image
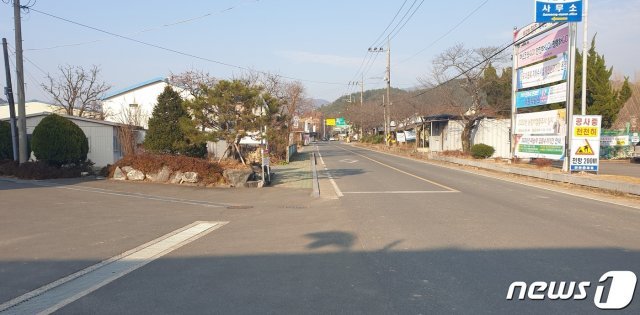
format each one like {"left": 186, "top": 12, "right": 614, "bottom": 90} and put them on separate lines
{"left": 336, "top": 117, "right": 346, "bottom": 126}
{"left": 517, "top": 53, "right": 567, "bottom": 89}
{"left": 515, "top": 109, "right": 565, "bottom": 135}
{"left": 535, "top": 0, "right": 583, "bottom": 23}
{"left": 516, "top": 24, "right": 569, "bottom": 68}
{"left": 600, "top": 135, "right": 630, "bottom": 147}
{"left": 514, "top": 22, "right": 557, "bottom": 43}
{"left": 570, "top": 115, "right": 601, "bottom": 172}
{"left": 516, "top": 82, "right": 567, "bottom": 109}
{"left": 515, "top": 135, "right": 565, "bottom": 160}
{"left": 326, "top": 118, "right": 336, "bottom": 126}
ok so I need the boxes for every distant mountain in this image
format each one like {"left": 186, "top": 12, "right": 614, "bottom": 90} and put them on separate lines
{"left": 310, "top": 98, "right": 330, "bottom": 108}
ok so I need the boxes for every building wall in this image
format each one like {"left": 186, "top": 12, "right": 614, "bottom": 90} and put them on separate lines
{"left": 25, "top": 116, "right": 118, "bottom": 167}
{"left": 429, "top": 119, "right": 511, "bottom": 158}
{"left": 0, "top": 102, "right": 67, "bottom": 119}
{"left": 102, "top": 81, "right": 169, "bottom": 128}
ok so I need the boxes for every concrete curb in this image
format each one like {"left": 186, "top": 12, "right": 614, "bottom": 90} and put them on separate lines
{"left": 431, "top": 155, "right": 640, "bottom": 196}
{"left": 310, "top": 152, "right": 320, "bottom": 198}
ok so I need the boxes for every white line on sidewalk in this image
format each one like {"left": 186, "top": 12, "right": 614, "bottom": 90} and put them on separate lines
{"left": 0, "top": 221, "right": 228, "bottom": 315}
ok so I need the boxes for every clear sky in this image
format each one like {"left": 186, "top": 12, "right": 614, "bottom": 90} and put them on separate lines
{"left": 1, "top": 0, "right": 638, "bottom": 103}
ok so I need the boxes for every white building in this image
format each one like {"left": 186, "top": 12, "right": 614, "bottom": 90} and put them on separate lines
{"left": 102, "top": 77, "right": 189, "bottom": 128}
{"left": 2, "top": 112, "right": 126, "bottom": 167}
{"left": 0, "top": 101, "right": 67, "bottom": 119}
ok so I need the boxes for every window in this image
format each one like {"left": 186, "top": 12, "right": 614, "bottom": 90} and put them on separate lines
{"left": 129, "top": 103, "right": 138, "bottom": 108}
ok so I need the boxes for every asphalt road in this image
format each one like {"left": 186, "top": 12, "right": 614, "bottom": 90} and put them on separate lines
{"left": 1, "top": 142, "right": 639, "bottom": 314}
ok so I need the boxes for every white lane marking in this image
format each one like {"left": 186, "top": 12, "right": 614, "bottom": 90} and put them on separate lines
{"left": 14, "top": 181, "right": 232, "bottom": 208}
{"left": 315, "top": 146, "right": 343, "bottom": 197}
{"left": 351, "top": 144, "right": 640, "bottom": 211}
{"left": 0, "top": 221, "right": 228, "bottom": 315}
{"left": 333, "top": 145, "right": 458, "bottom": 192}
{"left": 343, "top": 191, "right": 459, "bottom": 194}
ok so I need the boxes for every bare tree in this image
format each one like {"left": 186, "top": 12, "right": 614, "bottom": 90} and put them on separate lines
{"left": 421, "top": 44, "right": 508, "bottom": 152}
{"left": 169, "top": 69, "right": 217, "bottom": 98}
{"left": 42, "top": 65, "right": 111, "bottom": 119}
{"left": 116, "top": 105, "right": 145, "bottom": 156}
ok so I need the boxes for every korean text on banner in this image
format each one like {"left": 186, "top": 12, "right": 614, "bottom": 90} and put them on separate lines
{"left": 515, "top": 135, "right": 565, "bottom": 160}
{"left": 515, "top": 109, "right": 565, "bottom": 135}
{"left": 517, "top": 53, "right": 567, "bottom": 89}
{"left": 516, "top": 24, "right": 569, "bottom": 68}
{"left": 514, "top": 22, "right": 556, "bottom": 43}
{"left": 570, "top": 115, "right": 602, "bottom": 172}
{"left": 516, "top": 82, "right": 567, "bottom": 109}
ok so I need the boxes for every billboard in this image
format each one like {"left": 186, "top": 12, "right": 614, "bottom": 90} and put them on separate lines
{"left": 514, "top": 109, "right": 565, "bottom": 135}
{"left": 515, "top": 135, "right": 565, "bottom": 159}
{"left": 516, "top": 82, "right": 567, "bottom": 108}
{"left": 325, "top": 118, "right": 336, "bottom": 126}
{"left": 517, "top": 53, "right": 567, "bottom": 90}
{"left": 516, "top": 24, "right": 569, "bottom": 68}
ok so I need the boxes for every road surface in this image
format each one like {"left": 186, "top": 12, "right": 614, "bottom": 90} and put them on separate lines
{"left": 1, "top": 142, "right": 639, "bottom": 314}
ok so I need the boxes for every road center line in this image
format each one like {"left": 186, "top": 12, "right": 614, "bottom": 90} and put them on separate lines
{"left": 343, "top": 191, "right": 459, "bottom": 194}
{"left": 0, "top": 221, "right": 228, "bottom": 315}
{"left": 333, "top": 145, "right": 459, "bottom": 192}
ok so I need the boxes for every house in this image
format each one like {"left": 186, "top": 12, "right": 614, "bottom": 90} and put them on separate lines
{"left": 102, "top": 77, "right": 190, "bottom": 128}
{"left": 0, "top": 101, "right": 68, "bottom": 119}
{"left": 2, "top": 112, "right": 134, "bottom": 167}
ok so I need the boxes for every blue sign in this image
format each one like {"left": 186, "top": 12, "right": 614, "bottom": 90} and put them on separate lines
{"left": 535, "top": 0, "right": 583, "bottom": 23}
{"left": 516, "top": 83, "right": 567, "bottom": 109}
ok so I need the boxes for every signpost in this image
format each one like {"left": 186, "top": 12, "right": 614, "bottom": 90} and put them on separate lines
{"left": 325, "top": 118, "right": 336, "bottom": 126}
{"left": 535, "top": 0, "right": 583, "bottom": 23}
{"left": 570, "top": 115, "right": 601, "bottom": 172}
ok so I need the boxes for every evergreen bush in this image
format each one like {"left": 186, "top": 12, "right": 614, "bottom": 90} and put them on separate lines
{"left": 470, "top": 143, "right": 495, "bottom": 159}
{"left": 0, "top": 121, "right": 13, "bottom": 160}
{"left": 31, "top": 114, "right": 88, "bottom": 166}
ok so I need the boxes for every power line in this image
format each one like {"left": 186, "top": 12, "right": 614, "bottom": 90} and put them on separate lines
{"left": 411, "top": 22, "right": 558, "bottom": 99}
{"left": 388, "top": 0, "right": 425, "bottom": 41}
{"left": 368, "top": 0, "right": 409, "bottom": 50}
{"left": 23, "top": 6, "right": 347, "bottom": 87}
{"left": 399, "top": 0, "right": 489, "bottom": 64}
{"left": 23, "top": 0, "right": 261, "bottom": 52}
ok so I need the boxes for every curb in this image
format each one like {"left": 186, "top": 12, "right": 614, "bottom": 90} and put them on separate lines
{"left": 430, "top": 155, "right": 640, "bottom": 196}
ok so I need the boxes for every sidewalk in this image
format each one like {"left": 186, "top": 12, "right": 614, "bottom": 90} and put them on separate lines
{"left": 354, "top": 143, "right": 640, "bottom": 196}
{"left": 270, "top": 147, "right": 312, "bottom": 189}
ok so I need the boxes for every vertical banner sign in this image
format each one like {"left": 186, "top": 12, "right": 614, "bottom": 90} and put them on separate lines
{"left": 570, "top": 115, "right": 601, "bottom": 171}
{"left": 516, "top": 24, "right": 569, "bottom": 68}
{"left": 535, "top": 0, "right": 583, "bottom": 23}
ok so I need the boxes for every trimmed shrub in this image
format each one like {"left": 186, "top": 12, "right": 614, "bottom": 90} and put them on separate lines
{"left": 31, "top": 114, "right": 89, "bottom": 166}
{"left": 470, "top": 143, "right": 495, "bottom": 159}
{"left": 0, "top": 121, "right": 13, "bottom": 159}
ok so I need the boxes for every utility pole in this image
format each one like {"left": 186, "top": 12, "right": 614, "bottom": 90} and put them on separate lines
{"left": 385, "top": 37, "right": 391, "bottom": 146}
{"left": 581, "top": 0, "right": 589, "bottom": 115}
{"left": 13, "top": 0, "right": 28, "bottom": 163}
{"left": 360, "top": 73, "right": 364, "bottom": 139}
{"left": 3, "top": 38, "right": 18, "bottom": 161}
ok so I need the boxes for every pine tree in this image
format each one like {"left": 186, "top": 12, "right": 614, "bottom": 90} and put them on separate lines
{"left": 144, "top": 86, "right": 188, "bottom": 154}
{"left": 619, "top": 76, "right": 632, "bottom": 105}
{"left": 575, "top": 36, "right": 626, "bottom": 128}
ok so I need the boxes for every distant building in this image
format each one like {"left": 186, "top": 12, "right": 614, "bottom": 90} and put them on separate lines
{"left": 0, "top": 101, "right": 67, "bottom": 119}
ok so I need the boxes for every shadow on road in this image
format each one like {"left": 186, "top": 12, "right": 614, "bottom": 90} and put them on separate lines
{"left": 2, "top": 245, "right": 638, "bottom": 314}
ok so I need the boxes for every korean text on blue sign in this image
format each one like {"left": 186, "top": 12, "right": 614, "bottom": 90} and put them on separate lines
{"left": 535, "top": 0, "right": 582, "bottom": 23}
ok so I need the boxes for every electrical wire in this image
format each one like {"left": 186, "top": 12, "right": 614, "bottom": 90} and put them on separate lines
{"left": 23, "top": 6, "right": 347, "bottom": 86}
{"left": 411, "top": 22, "right": 561, "bottom": 99}
{"left": 399, "top": 0, "right": 488, "bottom": 64}
{"left": 388, "top": 0, "right": 425, "bottom": 41}
{"left": 24, "top": 0, "right": 261, "bottom": 51}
